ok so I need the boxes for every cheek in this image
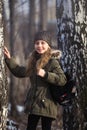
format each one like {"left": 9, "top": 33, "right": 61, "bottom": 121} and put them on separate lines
{"left": 34, "top": 44, "right": 37, "bottom": 49}
{"left": 44, "top": 45, "right": 49, "bottom": 50}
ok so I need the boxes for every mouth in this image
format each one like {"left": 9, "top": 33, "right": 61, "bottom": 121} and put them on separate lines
{"left": 36, "top": 49, "right": 44, "bottom": 54}
{"left": 37, "top": 49, "right": 43, "bottom": 51}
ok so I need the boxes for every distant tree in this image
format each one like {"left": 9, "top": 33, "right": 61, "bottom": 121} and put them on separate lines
{"left": 27, "top": 0, "right": 36, "bottom": 53}
{"left": 0, "top": 0, "right": 8, "bottom": 129}
{"left": 39, "top": 0, "right": 48, "bottom": 30}
{"left": 56, "top": 0, "right": 87, "bottom": 130}
{"left": 9, "top": 0, "right": 18, "bottom": 116}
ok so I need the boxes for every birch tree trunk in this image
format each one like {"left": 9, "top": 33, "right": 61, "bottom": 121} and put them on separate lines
{"left": 0, "top": 0, "right": 8, "bottom": 129}
{"left": 56, "top": 0, "right": 87, "bottom": 130}
{"left": 74, "top": 1, "right": 87, "bottom": 129}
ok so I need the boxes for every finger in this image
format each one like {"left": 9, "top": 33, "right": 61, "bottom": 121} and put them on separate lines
{"left": 4, "top": 48, "right": 9, "bottom": 55}
{"left": 4, "top": 46, "right": 8, "bottom": 51}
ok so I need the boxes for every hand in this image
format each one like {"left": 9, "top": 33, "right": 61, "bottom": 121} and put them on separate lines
{"left": 37, "top": 69, "right": 46, "bottom": 77}
{"left": 72, "top": 87, "right": 76, "bottom": 93}
{"left": 4, "top": 46, "right": 11, "bottom": 59}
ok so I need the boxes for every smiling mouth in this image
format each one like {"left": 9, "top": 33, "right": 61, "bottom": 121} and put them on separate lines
{"left": 37, "top": 49, "right": 43, "bottom": 51}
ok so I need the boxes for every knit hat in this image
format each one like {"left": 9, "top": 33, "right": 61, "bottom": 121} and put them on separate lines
{"left": 34, "top": 31, "right": 52, "bottom": 46}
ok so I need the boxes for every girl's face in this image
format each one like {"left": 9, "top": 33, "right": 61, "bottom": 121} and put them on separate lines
{"left": 34, "top": 40, "right": 50, "bottom": 54}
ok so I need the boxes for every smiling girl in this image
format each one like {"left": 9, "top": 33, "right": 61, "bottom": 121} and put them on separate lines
{"left": 4, "top": 31, "right": 67, "bottom": 130}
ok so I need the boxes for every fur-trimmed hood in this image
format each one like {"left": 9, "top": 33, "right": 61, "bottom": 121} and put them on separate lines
{"left": 51, "top": 49, "right": 62, "bottom": 59}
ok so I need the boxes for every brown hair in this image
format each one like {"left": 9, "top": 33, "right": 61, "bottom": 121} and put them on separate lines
{"left": 26, "top": 47, "right": 52, "bottom": 76}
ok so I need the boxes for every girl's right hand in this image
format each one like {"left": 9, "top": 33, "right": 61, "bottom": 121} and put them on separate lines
{"left": 4, "top": 46, "right": 11, "bottom": 59}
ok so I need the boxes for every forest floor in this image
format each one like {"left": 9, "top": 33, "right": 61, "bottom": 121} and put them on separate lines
{"left": 7, "top": 112, "right": 28, "bottom": 130}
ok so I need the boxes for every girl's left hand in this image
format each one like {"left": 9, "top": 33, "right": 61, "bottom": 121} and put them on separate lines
{"left": 37, "top": 69, "right": 46, "bottom": 77}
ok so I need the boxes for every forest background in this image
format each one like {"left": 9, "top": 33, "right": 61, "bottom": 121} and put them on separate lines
{"left": 0, "top": 0, "right": 87, "bottom": 130}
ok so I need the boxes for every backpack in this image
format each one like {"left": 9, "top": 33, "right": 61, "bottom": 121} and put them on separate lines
{"left": 49, "top": 71, "right": 76, "bottom": 106}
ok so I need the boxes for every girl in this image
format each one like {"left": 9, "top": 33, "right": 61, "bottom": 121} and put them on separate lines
{"left": 4, "top": 31, "right": 67, "bottom": 130}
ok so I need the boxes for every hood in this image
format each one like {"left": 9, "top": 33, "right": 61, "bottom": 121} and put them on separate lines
{"left": 51, "top": 49, "right": 62, "bottom": 59}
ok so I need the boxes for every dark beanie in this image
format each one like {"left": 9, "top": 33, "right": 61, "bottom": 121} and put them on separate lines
{"left": 34, "top": 31, "right": 51, "bottom": 46}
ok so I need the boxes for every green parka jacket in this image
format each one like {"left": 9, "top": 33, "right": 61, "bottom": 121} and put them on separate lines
{"left": 5, "top": 51, "right": 67, "bottom": 119}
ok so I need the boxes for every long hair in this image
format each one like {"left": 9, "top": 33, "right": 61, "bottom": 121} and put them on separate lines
{"left": 26, "top": 47, "right": 52, "bottom": 76}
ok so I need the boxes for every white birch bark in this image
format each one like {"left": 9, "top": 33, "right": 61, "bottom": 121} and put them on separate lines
{"left": 0, "top": 0, "right": 8, "bottom": 129}
{"left": 56, "top": 0, "right": 87, "bottom": 129}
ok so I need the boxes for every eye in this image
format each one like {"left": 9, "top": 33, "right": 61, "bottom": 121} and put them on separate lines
{"left": 41, "top": 41, "right": 45, "bottom": 45}
{"left": 35, "top": 41, "right": 39, "bottom": 45}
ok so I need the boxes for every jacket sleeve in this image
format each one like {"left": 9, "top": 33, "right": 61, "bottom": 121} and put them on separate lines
{"left": 43, "top": 59, "right": 67, "bottom": 86}
{"left": 5, "top": 57, "right": 28, "bottom": 78}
